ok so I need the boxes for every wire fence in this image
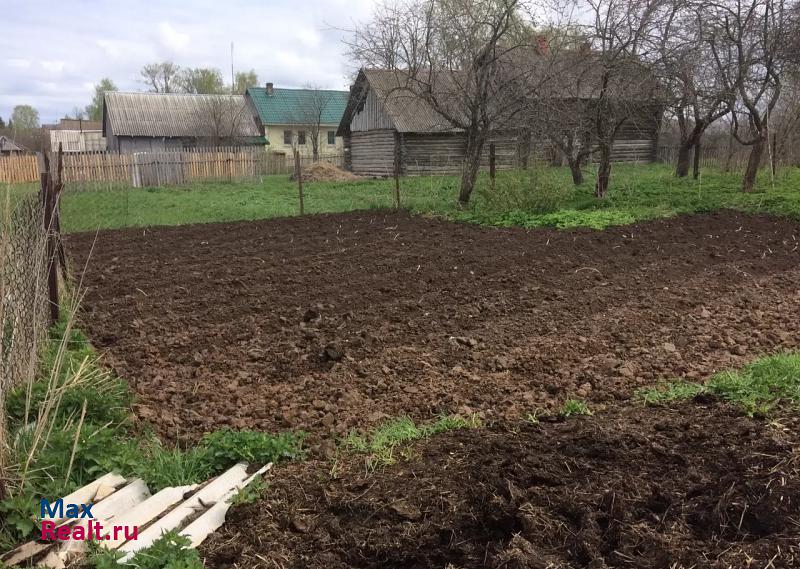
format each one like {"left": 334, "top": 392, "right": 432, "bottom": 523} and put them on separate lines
{"left": 657, "top": 141, "right": 800, "bottom": 171}
{"left": 0, "top": 193, "right": 49, "bottom": 497}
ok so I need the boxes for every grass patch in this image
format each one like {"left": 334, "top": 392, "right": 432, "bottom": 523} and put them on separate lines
{"left": 342, "top": 415, "right": 479, "bottom": 471}
{"left": 638, "top": 352, "right": 800, "bottom": 416}
{"left": 559, "top": 399, "right": 593, "bottom": 417}
{"left": 55, "top": 163, "right": 800, "bottom": 233}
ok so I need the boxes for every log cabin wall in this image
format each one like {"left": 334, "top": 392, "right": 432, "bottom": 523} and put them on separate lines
{"left": 349, "top": 129, "right": 396, "bottom": 176}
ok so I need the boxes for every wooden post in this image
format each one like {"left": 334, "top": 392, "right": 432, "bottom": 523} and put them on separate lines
{"left": 294, "top": 148, "right": 305, "bottom": 215}
{"left": 489, "top": 143, "right": 496, "bottom": 191}
{"left": 40, "top": 153, "right": 59, "bottom": 324}
{"left": 393, "top": 135, "right": 401, "bottom": 209}
{"left": 54, "top": 144, "right": 68, "bottom": 281}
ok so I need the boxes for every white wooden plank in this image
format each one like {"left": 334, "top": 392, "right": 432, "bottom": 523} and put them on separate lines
{"left": 180, "top": 464, "right": 272, "bottom": 548}
{"left": 46, "top": 472, "right": 127, "bottom": 525}
{"left": 56, "top": 480, "right": 151, "bottom": 562}
{"left": 101, "top": 484, "right": 198, "bottom": 550}
{"left": 117, "top": 463, "right": 249, "bottom": 562}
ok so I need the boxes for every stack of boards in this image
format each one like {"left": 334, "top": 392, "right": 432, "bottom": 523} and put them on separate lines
{"left": 0, "top": 462, "right": 270, "bottom": 568}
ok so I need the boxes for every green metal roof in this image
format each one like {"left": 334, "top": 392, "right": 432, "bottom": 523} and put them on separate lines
{"left": 246, "top": 87, "right": 349, "bottom": 126}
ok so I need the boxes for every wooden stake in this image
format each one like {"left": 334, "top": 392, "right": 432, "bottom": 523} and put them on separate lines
{"left": 294, "top": 148, "right": 305, "bottom": 215}
{"left": 489, "top": 143, "right": 496, "bottom": 192}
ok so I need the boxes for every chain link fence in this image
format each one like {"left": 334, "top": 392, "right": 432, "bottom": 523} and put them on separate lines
{"left": 1, "top": 193, "right": 48, "bottom": 497}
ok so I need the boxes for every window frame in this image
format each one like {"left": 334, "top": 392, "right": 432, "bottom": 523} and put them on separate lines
{"left": 283, "top": 130, "right": 292, "bottom": 145}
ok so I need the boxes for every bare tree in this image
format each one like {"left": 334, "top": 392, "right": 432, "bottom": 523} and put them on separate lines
{"left": 656, "top": 0, "right": 736, "bottom": 178}
{"left": 582, "top": 0, "right": 665, "bottom": 197}
{"left": 347, "top": 0, "right": 534, "bottom": 206}
{"left": 140, "top": 62, "right": 182, "bottom": 93}
{"left": 289, "top": 85, "right": 337, "bottom": 160}
{"left": 199, "top": 95, "right": 251, "bottom": 147}
{"left": 706, "top": 0, "right": 794, "bottom": 191}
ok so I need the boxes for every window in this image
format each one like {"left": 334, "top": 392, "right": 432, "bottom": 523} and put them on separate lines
{"left": 283, "top": 130, "right": 292, "bottom": 145}
{"left": 327, "top": 130, "right": 336, "bottom": 145}
{"left": 297, "top": 131, "right": 306, "bottom": 145}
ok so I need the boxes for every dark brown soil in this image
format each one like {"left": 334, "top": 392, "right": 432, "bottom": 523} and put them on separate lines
{"left": 66, "top": 210, "right": 800, "bottom": 450}
{"left": 200, "top": 402, "right": 800, "bottom": 569}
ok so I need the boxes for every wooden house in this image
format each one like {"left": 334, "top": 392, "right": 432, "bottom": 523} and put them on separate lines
{"left": 337, "top": 63, "right": 663, "bottom": 177}
{"left": 245, "top": 84, "right": 348, "bottom": 156}
{"left": 102, "top": 92, "right": 265, "bottom": 154}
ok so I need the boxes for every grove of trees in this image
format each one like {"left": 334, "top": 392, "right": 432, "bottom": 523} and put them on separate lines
{"left": 348, "top": 0, "right": 799, "bottom": 202}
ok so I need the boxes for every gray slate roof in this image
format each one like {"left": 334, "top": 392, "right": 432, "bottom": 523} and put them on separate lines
{"left": 103, "top": 92, "right": 262, "bottom": 138}
{"left": 0, "top": 136, "right": 28, "bottom": 153}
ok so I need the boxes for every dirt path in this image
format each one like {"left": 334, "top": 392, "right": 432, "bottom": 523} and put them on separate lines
{"left": 67, "top": 210, "right": 800, "bottom": 450}
{"left": 200, "top": 402, "right": 800, "bottom": 568}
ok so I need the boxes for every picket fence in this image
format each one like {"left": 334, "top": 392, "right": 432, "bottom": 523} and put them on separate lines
{"left": 0, "top": 149, "right": 345, "bottom": 189}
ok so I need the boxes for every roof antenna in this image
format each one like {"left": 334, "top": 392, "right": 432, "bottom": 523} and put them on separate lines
{"left": 230, "top": 41, "right": 235, "bottom": 94}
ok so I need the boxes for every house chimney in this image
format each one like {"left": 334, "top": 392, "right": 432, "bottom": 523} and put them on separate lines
{"left": 266, "top": 82, "right": 274, "bottom": 96}
{"left": 536, "top": 35, "right": 550, "bottom": 57}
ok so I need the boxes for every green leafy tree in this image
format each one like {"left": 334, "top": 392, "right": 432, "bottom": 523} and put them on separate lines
{"left": 234, "top": 70, "right": 259, "bottom": 94}
{"left": 10, "top": 105, "right": 39, "bottom": 130}
{"left": 85, "top": 78, "right": 118, "bottom": 121}
{"left": 0, "top": 116, "right": 5, "bottom": 128}
{"left": 179, "top": 68, "right": 226, "bottom": 94}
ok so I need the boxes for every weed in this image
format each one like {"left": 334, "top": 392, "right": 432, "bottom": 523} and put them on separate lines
{"left": 638, "top": 352, "right": 800, "bottom": 416}
{"left": 88, "top": 530, "right": 202, "bottom": 569}
{"left": 343, "top": 415, "right": 477, "bottom": 471}
{"left": 229, "top": 477, "right": 267, "bottom": 507}
{"left": 135, "top": 441, "right": 213, "bottom": 493}
{"left": 199, "top": 429, "right": 305, "bottom": 472}
{"left": 559, "top": 399, "right": 592, "bottom": 417}
{"left": 636, "top": 381, "right": 706, "bottom": 405}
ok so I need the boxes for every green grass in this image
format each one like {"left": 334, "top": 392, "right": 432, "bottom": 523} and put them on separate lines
{"left": 559, "top": 398, "right": 593, "bottom": 417}
{"left": 342, "top": 415, "right": 479, "bottom": 471}
{"left": 638, "top": 352, "right": 800, "bottom": 416}
{"left": 54, "top": 163, "right": 800, "bottom": 233}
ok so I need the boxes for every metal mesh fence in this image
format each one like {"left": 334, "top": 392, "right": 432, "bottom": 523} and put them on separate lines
{"left": 1, "top": 193, "right": 48, "bottom": 490}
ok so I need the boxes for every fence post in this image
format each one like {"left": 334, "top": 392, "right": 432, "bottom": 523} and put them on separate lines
{"left": 489, "top": 143, "right": 496, "bottom": 191}
{"left": 294, "top": 148, "right": 305, "bottom": 215}
{"left": 393, "top": 135, "right": 402, "bottom": 209}
{"left": 39, "top": 153, "right": 59, "bottom": 325}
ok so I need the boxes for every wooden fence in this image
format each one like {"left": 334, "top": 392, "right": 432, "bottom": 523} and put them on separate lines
{"left": 0, "top": 154, "right": 38, "bottom": 184}
{"left": 0, "top": 149, "right": 346, "bottom": 189}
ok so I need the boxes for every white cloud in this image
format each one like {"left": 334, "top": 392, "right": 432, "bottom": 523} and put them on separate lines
{"left": 5, "top": 58, "right": 31, "bottom": 69}
{"left": 0, "top": 0, "right": 380, "bottom": 122}
{"left": 157, "top": 22, "right": 191, "bottom": 52}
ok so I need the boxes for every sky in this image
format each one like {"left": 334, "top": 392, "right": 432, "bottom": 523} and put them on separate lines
{"left": 1, "top": 0, "right": 378, "bottom": 123}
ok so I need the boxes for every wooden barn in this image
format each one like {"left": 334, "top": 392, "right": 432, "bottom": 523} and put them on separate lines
{"left": 337, "top": 65, "right": 663, "bottom": 177}
{"left": 337, "top": 69, "right": 522, "bottom": 177}
{"left": 103, "top": 92, "right": 265, "bottom": 154}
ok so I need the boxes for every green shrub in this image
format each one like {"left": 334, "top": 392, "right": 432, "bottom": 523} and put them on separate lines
{"left": 199, "top": 429, "right": 305, "bottom": 472}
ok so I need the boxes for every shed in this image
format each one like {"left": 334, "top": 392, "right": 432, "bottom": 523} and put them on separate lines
{"left": 103, "top": 92, "right": 265, "bottom": 154}
{"left": 337, "top": 69, "right": 521, "bottom": 177}
{"left": 0, "top": 136, "right": 29, "bottom": 156}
